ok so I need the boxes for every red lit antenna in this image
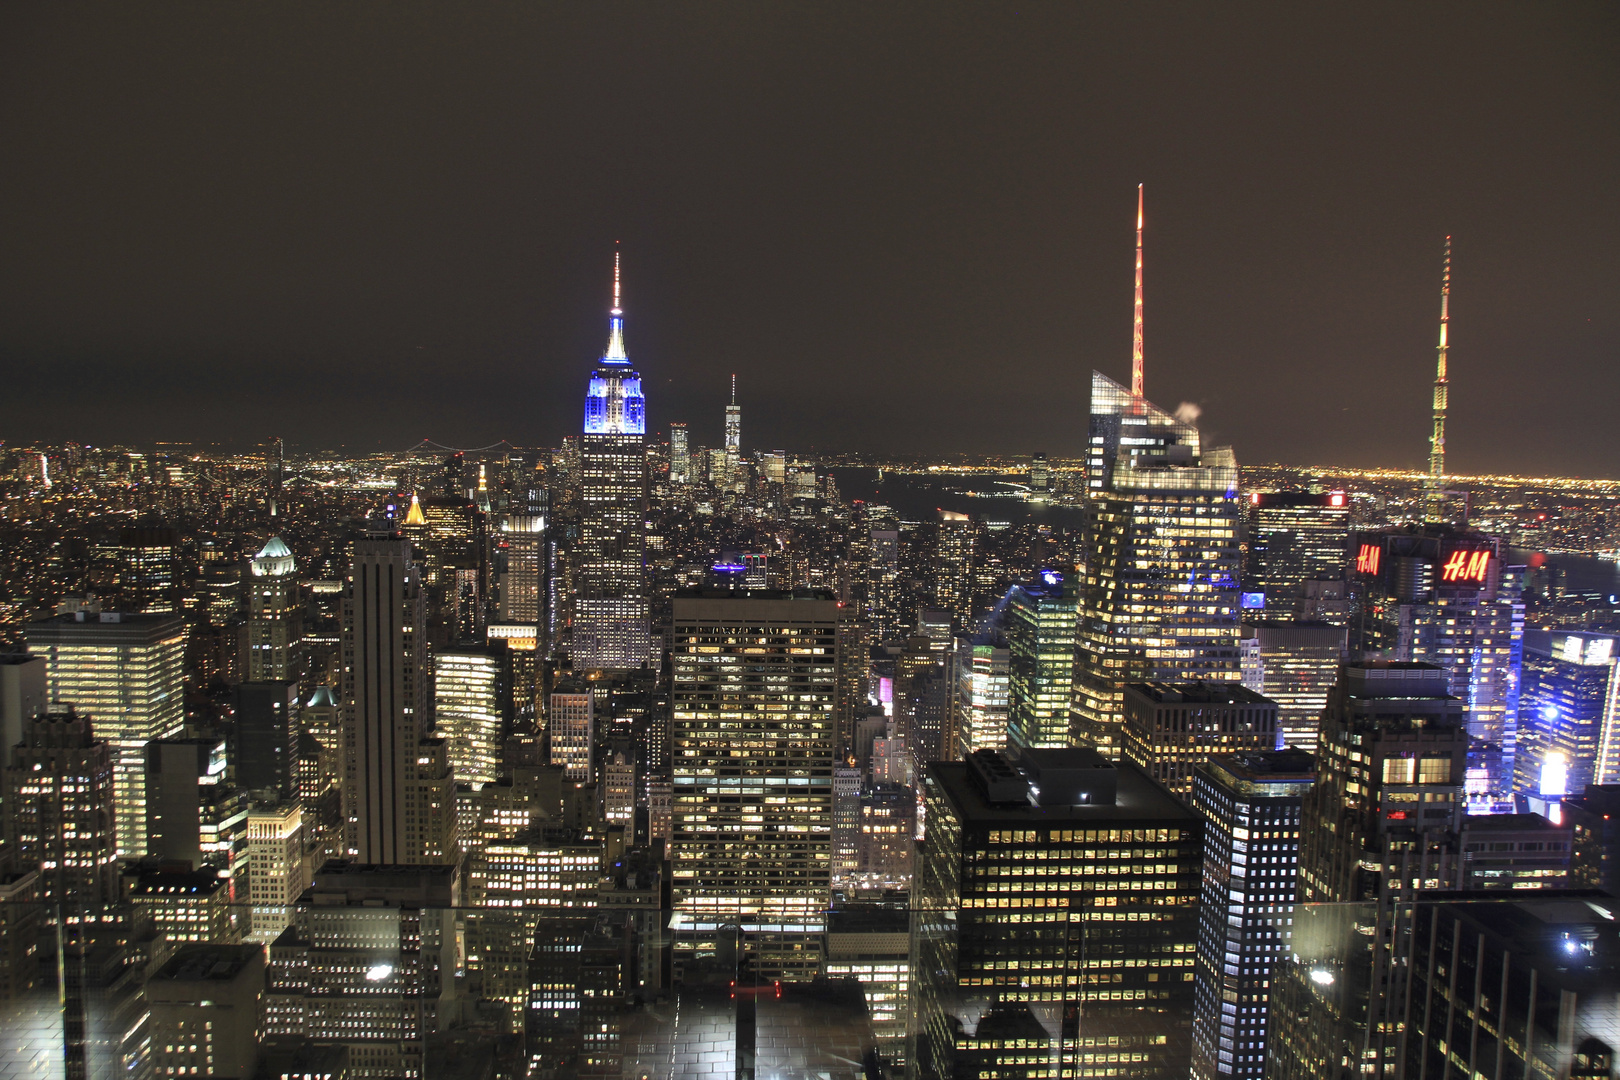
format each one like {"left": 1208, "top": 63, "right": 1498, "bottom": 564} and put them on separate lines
{"left": 1132, "top": 184, "right": 1145, "bottom": 401}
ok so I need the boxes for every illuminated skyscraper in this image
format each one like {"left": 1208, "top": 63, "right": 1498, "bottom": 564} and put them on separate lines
{"left": 1005, "top": 573, "right": 1077, "bottom": 750}
{"left": 433, "top": 646, "right": 505, "bottom": 787}
{"left": 548, "top": 685, "right": 594, "bottom": 782}
{"left": 117, "top": 525, "right": 181, "bottom": 613}
{"left": 496, "top": 514, "right": 545, "bottom": 625}
{"left": 1121, "top": 682, "right": 1278, "bottom": 798}
{"left": 27, "top": 611, "right": 186, "bottom": 858}
{"left": 1074, "top": 371, "right": 1243, "bottom": 759}
{"left": 1240, "top": 621, "right": 1346, "bottom": 753}
{"left": 1028, "top": 452, "right": 1051, "bottom": 501}
{"left": 669, "top": 592, "right": 837, "bottom": 981}
{"left": 668, "top": 421, "right": 691, "bottom": 486}
{"left": 911, "top": 748, "right": 1201, "bottom": 1080}
{"left": 1350, "top": 527, "right": 1523, "bottom": 808}
{"left": 953, "top": 634, "right": 1009, "bottom": 757}
{"left": 247, "top": 535, "right": 305, "bottom": 683}
{"left": 1189, "top": 750, "right": 1314, "bottom": 1080}
{"left": 1241, "top": 492, "right": 1350, "bottom": 616}
{"left": 246, "top": 801, "right": 305, "bottom": 943}
{"left": 341, "top": 537, "right": 457, "bottom": 865}
{"left": 724, "top": 373, "right": 741, "bottom": 490}
{"left": 3, "top": 711, "right": 118, "bottom": 911}
{"left": 1512, "top": 630, "right": 1620, "bottom": 800}
{"left": 934, "top": 511, "right": 975, "bottom": 625}
{"left": 574, "top": 253, "right": 651, "bottom": 670}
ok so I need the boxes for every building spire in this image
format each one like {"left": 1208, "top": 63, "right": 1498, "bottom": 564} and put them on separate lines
{"left": 1132, "top": 183, "right": 1145, "bottom": 401}
{"left": 1425, "top": 236, "right": 1451, "bottom": 522}
{"left": 604, "top": 248, "right": 628, "bottom": 362}
{"left": 731, "top": 373, "right": 736, "bottom": 405}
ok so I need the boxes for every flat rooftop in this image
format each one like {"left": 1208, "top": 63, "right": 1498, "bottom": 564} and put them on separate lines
{"left": 1126, "top": 681, "right": 1274, "bottom": 706}
{"left": 929, "top": 757, "right": 1196, "bottom": 826}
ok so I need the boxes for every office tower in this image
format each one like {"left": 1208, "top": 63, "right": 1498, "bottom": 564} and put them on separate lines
{"left": 302, "top": 683, "right": 341, "bottom": 786}
{"left": 117, "top": 524, "right": 182, "bottom": 613}
{"left": 265, "top": 863, "right": 459, "bottom": 1080}
{"left": 895, "top": 634, "right": 951, "bottom": 761}
{"left": 646, "top": 779, "right": 672, "bottom": 846}
{"left": 497, "top": 514, "right": 546, "bottom": 624}
{"left": 1350, "top": 527, "right": 1524, "bottom": 808}
{"left": 1075, "top": 370, "right": 1244, "bottom": 759}
{"left": 549, "top": 685, "right": 594, "bottom": 782}
{"left": 248, "top": 535, "right": 305, "bottom": 683}
{"left": 247, "top": 801, "right": 305, "bottom": 943}
{"left": 858, "top": 783, "right": 915, "bottom": 883}
{"left": 832, "top": 765, "right": 862, "bottom": 883}
{"left": 1239, "top": 621, "right": 1346, "bottom": 753}
{"left": 488, "top": 624, "right": 541, "bottom": 723}
{"left": 404, "top": 493, "right": 488, "bottom": 644}
{"left": 574, "top": 254, "right": 651, "bottom": 670}
{"left": 707, "top": 446, "right": 729, "bottom": 488}
{"left": 4, "top": 711, "right": 117, "bottom": 910}
{"left": 1189, "top": 750, "right": 1314, "bottom": 1080}
{"left": 0, "top": 654, "right": 46, "bottom": 766}
{"left": 602, "top": 749, "right": 635, "bottom": 825}
{"left": 1404, "top": 896, "right": 1620, "bottom": 1080}
{"left": 725, "top": 373, "right": 742, "bottom": 491}
{"left": 147, "top": 945, "right": 265, "bottom": 1080}
{"left": 669, "top": 592, "right": 837, "bottom": 981}
{"left": 1122, "top": 682, "right": 1279, "bottom": 798}
{"left": 1456, "top": 813, "right": 1572, "bottom": 889}
{"left": 1273, "top": 662, "right": 1467, "bottom": 1080}
{"left": 668, "top": 422, "right": 691, "bottom": 485}
{"left": 934, "top": 511, "right": 975, "bottom": 625}
{"left": 131, "top": 868, "right": 240, "bottom": 944}
{"left": 0, "top": 871, "right": 44, "bottom": 1002}
{"left": 954, "top": 634, "right": 1010, "bottom": 757}
{"left": 1425, "top": 237, "right": 1453, "bottom": 521}
{"left": 146, "top": 738, "right": 248, "bottom": 888}
{"left": 433, "top": 646, "right": 506, "bottom": 786}
{"left": 467, "top": 834, "right": 602, "bottom": 907}
{"left": 758, "top": 449, "right": 786, "bottom": 485}
{"left": 1241, "top": 492, "right": 1350, "bottom": 616}
{"left": 912, "top": 748, "right": 1202, "bottom": 1080}
{"left": 236, "top": 680, "right": 300, "bottom": 798}
{"left": 868, "top": 528, "right": 902, "bottom": 641}
{"left": 341, "top": 537, "right": 457, "bottom": 866}
{"left": 27, "top": 611, "right": 186, "bottom": 858}
{"left": 1005, "top": 571, "right": 1077, "bottom": 749}
{"left": 835, "top": 608, "right": 871, "bottom": 761}
{"left": 1029, "top": 452, "right": 1051, "bottom": 500}
{"left": 1512, "top": 630, "right": 1620, "bottom": 800}
{"left": 824, "top": 905, "right": 910, "bottom": 1066}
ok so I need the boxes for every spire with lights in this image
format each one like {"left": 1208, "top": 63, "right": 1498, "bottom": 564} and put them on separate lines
{"left": 1425, "top": 237, "right": 1452, "bottom": 522}
{"left": 1131, "top": 183, "right": 1145, "bottom": 403}
{"left": 604, "top": 248, "right": 628, "bottom": 363}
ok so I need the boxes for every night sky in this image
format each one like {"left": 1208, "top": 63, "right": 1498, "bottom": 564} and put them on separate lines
{"left": 1, "top": 3, "right": 1615, "bottom": 475}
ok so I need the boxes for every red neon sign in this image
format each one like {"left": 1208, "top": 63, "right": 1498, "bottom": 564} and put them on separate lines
{"left": 1440, "top": 549, "right": 1491, "bottom": 584}
{"left": 1356, "top": 543, "right": 1381, "bottom": 576}
{"left": 1329, "top": 492, "right": 1346, "bottom": 507}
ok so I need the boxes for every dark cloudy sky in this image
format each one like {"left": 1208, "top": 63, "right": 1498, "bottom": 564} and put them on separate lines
{"left": 1, "top": 3, "right": 1615, "bottom": 474}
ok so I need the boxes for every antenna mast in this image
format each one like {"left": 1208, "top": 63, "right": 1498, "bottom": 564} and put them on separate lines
{"left": 1426, "top": 237, "right": 1451, "bottom": 522}
{"left": 1132, "top": 184, "right": 1145, "bottom": 401}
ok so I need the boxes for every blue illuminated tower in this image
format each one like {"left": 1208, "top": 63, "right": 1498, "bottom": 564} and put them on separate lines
{"left": 574, "top": 253, "right": 651, "bottom": 669}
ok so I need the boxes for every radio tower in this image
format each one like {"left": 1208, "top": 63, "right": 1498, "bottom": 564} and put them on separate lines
{"left": 1425, "top": 237, "right": 1451, "bottom": 522}
{"left": 1131, "top": 183, "right": 1145, "bottom": 403}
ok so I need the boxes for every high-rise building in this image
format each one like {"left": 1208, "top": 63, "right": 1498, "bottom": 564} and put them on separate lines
{"left": 117, "top": 525, "right": 182, "bottom": 613}
{"left": 1029, "top": 452, "right": 1051, "bottom": 500}
{"left": 669, "top": 592, "right": 837, "bottom": 981}
{"left": 27, "top": 611, "right": 186, "bottom": 858}
{"left": 341, "top": 537, "right": 457, "bottom": 866}
{"left": 832, "top": 765, "right": 862, "bottom": 884}
{"left": 247, "top": 535, "right": 305, "bottom": 684}
{"left": 236, "top": 679, "right": 300, "bottom": 798}
{"left": 868, "top": 528, "right": 903, "bottom": 642}
{"left": 1512, "top": 630, "right": 1620, "bottom": 801}
{"left": 934, "top": 511, "right": 975, "bottom": 625}
{"left": 1121, "top": 682, "right": 1279, "bottom": 798}
{"left": 146, "top": 737, "right": 248, "bottom": 891}
{"left": 130, "top": 867, "right": 240, "bottom": 944}
{"left": 1189, "top": 750, "right": 1315, "bottom": 1080}
{"left": 246, "top": 801, "right": 306, "bottom": 944}
{"left": 147, "top": 945, "right": 265, "bottom": 1080}
{"left": 1005, "top": 572, "right": 1077, "bottom": 750}
{"left": 953, "top": 634, "right": 1010, "bottom": 757}
{"left": 668, "top": 422, "right": 691, "bottom": 486}
{"left": 549, "top": 686, "right": 594, "bottom": 782}
{"left": 1239, "top": 621, "right": 1346, "bottom": 753}
{"left": 824, "top": 904, "right": 910, "bottom": 1066}
{"left": 911, "top": 748, "right": 1202, "bottom": 1080}
{"left": 857, "top": 782, "right": 915, "bottom": 884}
{"left": 1241, "top": 492, "right": 1350, "bottom": 617}
{"left": 724, "top": 374, "right": 741, "bottom": 491}
{"left": 265, "top": 863, "right": 459, "bottom": 1080}
{"left": 3, "top": 711, "right": 117, "bottom": 911}
{"left": 0, "top": 654, "right": 46, "bottom": 768}
{"left": 433, "top": 646, "right": 506, "bottom": 787}
{"left": 1350, "top": 526, "right": 1524, "bottom": 808}
{"left": 1075, "top": 371, "right": 1244, "bottom": 759}
{"left": 496, "top": 514, "right": 546, "bottom": 625}
{"left": 574, "top": 254, "right": 650, "bottom": 670}
{"left": 1272, "top": 662, "right": 1467, "bottom": 1080}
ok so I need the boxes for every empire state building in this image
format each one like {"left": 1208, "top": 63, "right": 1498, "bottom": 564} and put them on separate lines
{"left": 573, "top": 253, "right": 651, "bottom": 669}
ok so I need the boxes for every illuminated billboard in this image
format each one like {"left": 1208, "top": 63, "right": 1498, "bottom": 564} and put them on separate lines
{"left": 1355, "top": 543, "right": 1381, "bottom": 576}
{"left": 1439, "top": 548, "right": 1491, "bottom": 585}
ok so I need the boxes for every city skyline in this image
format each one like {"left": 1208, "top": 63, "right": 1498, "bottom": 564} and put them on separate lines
{"left": 0, "top": 6, "right": 1615, "bottom": 475}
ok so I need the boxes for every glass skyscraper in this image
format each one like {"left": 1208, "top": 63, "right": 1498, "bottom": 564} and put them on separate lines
{"left": 1075, "top": 371, "right": 1244, "bottom": 758}
{"left": 574, "top": 257, "right": 651, "bottom": 670}
{"left": 1241, "top": 491, "right": 1350, "bottom": 616}
{"left": 1005, "top": 573, "right": 1077, "bottom": 750}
